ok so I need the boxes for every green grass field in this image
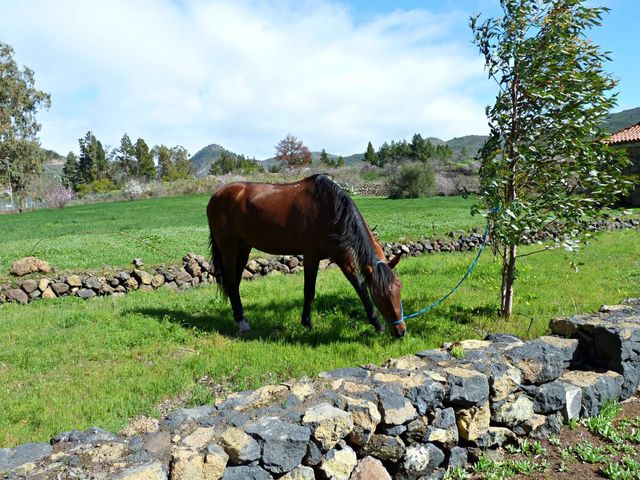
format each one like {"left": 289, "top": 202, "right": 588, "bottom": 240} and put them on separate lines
{"left": 0, "top": 195, "right": 480, "bottom": 275}
{"left": 1, "top": 224, "right": 639, "bottom": 446}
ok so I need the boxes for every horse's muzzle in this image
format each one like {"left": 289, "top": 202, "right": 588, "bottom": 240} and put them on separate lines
{"left": 390, "top": 320, "right": 407, "bottom": 338}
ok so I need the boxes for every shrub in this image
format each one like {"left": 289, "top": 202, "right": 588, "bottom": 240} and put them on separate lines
{"left": 123, "top": 179, "right": 149, "bottom": 200}
{"left": 388, "top": 163, "right": 435, "bottom": 199}
{"left": 76, "top": 179, "right": 116, "bottom": 197}
{"left": 44, "top": 185, "right": 76, "bottom": 208}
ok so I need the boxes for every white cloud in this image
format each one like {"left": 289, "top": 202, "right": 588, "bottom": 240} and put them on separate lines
{"left": 0, "top": 0, "right": 491, "bottom": 158}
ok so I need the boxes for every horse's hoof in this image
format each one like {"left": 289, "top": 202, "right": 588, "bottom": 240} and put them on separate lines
{"left": 238, "top": 319, "right": 251, "bottom": 334}
{"left": 301, "top": 319, "right": 313, "bottom": 329}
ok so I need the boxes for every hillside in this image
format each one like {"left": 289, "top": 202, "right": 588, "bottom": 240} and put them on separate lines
{"left": 190, "top": 144, "right": 234, "bottom": 177}
{"left": 603, "top": 107, "right": 640, "bottom": 133}
{"left": 446, "top": 135, "right": 488, "bottom": 156}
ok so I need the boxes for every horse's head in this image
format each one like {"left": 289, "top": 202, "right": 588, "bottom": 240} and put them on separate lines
{"left": 365, "top": 254, "right": 405, "bottom": 338}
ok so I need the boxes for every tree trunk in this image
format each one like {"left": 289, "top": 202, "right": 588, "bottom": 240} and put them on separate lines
{"left": 500, "top": 244, "right": 517, "bottom": 318}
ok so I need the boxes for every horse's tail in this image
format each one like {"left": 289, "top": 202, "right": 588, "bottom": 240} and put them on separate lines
{"left": 208, "top": 224, "right": 228, "bottom": 300}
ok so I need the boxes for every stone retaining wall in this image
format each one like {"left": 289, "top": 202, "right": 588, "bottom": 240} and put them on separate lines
{"left": 1, "top": 299, "right": 640, "bottom": 479}
{"left": 1, "top": 216, "right": 638, "bottom": 306}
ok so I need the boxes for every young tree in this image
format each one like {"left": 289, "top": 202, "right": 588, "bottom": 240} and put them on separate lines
{"left": 0, "top": 42, "right": 51, "bottom": 211}
{"left": 210, "top": 151, "right": 237, "bottom": 175}
{"left": 114, "top": 133, "right": 136, "bottom": 181}
{"left": 77, "top": 131, "right": 106, "bottom": 185}
{"left": 171, "top": 146, "right": 193, "bottom": 179}
{"left": 62, "top": 151, "right": 78, "bottom": 188}
{"left": 275, "top": 134, "right": 312, "bottom": 168}
{"left": 134, "top": 137, "right": 155, "bottom": 181}
{"left": 319, "top": 149, "right": 330, "bottom": 166}
{"left": 154, "top": 144, "right": 174, "bottom": 181}
{"left": 364, "top": 141, "right": 378, "bottom": 166}
{"left": 471, "top": 0, "right": 629, "bottom": 318}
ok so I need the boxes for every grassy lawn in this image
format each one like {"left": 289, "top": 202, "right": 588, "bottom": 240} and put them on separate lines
{"left": 1, "top": 229, "right": 638, "bottom": 447}
{"left": 0, "top": 194, "right": 480, "bottom": 275}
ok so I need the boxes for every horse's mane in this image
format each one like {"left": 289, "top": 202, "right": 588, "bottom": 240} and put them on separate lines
{"left": 313, "top": 174, "right": 394, "bottom": 295}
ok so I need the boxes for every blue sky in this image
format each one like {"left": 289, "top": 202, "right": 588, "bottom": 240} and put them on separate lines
{"left": 0, "top": 0, "right": 637, "bottom": 158}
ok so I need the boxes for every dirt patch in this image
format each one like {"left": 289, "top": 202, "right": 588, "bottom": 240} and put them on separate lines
{"left": 472, "top": 396, "right": 640, "bottom": 479}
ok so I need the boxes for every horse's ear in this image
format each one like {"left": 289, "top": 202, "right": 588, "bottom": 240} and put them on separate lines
{"left": 388, "top": 253, "right": 402, "bottom": 269}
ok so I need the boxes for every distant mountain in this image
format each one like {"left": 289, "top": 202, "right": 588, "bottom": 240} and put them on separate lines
{"left": 602, "top": 107, "right": 640, "bottom": 133}
{"left": 191, "top": 144, "right": 241, "bottom": 177}
{"left": 41, "top": 148, "right": 65, "bottom": 179}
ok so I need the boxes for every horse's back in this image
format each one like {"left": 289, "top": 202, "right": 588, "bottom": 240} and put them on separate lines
{"left": 207, "top": 176, "right": 332, "bottom": 255}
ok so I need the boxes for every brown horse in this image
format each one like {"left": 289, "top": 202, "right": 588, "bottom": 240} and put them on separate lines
{"left": 206, "top": 174, "right": 406, "bottom": 337}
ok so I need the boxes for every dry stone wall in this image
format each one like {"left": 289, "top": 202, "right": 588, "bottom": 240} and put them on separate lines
{"left": 1, "top": 216, "right": 638, "bottom": 306}
{"left": 2, "top": 299, "right": 640, "bottom": 479}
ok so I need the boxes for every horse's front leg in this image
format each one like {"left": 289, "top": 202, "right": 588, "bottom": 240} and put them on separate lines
{"left": 301, "top": 257, "right": 320, "bottom": 329}
{"left": 339, "top": 262, "right": 383, "bottom": 332}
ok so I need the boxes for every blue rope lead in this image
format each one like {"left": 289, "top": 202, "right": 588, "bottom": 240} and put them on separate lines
{"left": 400, "top": 210, "right": 495, "bottom": 322}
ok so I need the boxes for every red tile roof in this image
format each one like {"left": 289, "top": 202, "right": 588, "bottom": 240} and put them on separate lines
{"left": 609, "top": 122, "right": 640, "bottom": 145}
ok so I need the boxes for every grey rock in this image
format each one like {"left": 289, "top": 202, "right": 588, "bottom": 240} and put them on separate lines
{"left": 51, "top": 282, "right": 70, "bottom": 295}
{"left": 223, "top": 465, "right": 273, "bottom": 479}
{"left": 398, "top": 443, "right": 445, "bottom": 480}
{"left": 415, "top": 350, "right": 451, "bottom": 362}
{"left": 318, "top": 367, "right": 370, "bottom": 380}
{"left": 303, "top": 441, "right": 323, "bottom": 467}
{"left": 620, "top": 360, "right": 640, "bottom": 400}
{"left": 219, "top": 410, "right": 250, "bottom": 427}
{"left": 114, "top": 462, "right": 167, "bottom": 479}
{"left": 379, "top": 424, "right": 406, "bottom": 436}
{"left": 484, "top": 333, "right": 523, "bottom": 345}
{"left": 245, "top": 417, "right": 311, "bottom": 474}
{"left": 363, "top": 434, "right": 405, "bottom": 462}
{"left": 504, "top": 339, "right": 565, "bottom": 385}
{"left": 561, "top": 370, "right": 623, "bottom": 417}
{"left": 84, "top": 276, "right": 102, "bottom": 290}
{"left": 52, "top": 426, "right": 120, "bottom": 444}
{"left": 0, "top": 442, "right": 52, "bottom": 473}
{"left": 423, "top": 408, "right": 458, "bottom": 448}
{"left": 406, "top": 379, "right": 445, "bottom": 415}
{"left": 319, "top": 390, "right": 348, "bottom": 410}
{"left": 475, "top": 427, "right": 517, "bottom": 448}
{"left": 528, "top": 412, "right": 563, "bottom": 440}
{"left": 405, "top": 417, "right": 428, "bottom": 444}
{"left": 5, "top": 288, "right": 28, "bottom": 304}
{"left": 375, "top": 385, "right": 417, "bottom": 426}
{"left": 448, "top": 446, "right": 468, "bottom": 469}
{"left": 522, "top": 380, "right": 577, "bottom": 414}
{"left": 20, "top": 279, "right": 38, "bottom": 293}
{"left": 77, "top": 288, "right": 96, "bottom": 299}
{"left": 444, "top": 368, "right": 490, "bottom": 407}
{"left": 538, "top": 336, "right": 580, "bottom": 365}
{"left": 163, "top": 405, "right": 215, "bottom": 430}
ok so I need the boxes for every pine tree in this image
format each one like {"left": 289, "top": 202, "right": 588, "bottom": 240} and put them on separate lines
{"left": 320, "top": 149, "right": 330, "bottom": 166}
{"left": 154, "top": 144, "right": 173, "bottom": 181}
{"left": 363, "top": 142, "right": 378, "bottom": 166}
{"left": 114, "top": 134, "right": 136, "bottom": 181}
{"left": 134, "top": 138, "right": 155, "bottom": 181}
{"left": 62, "top": 151, "right": 78, "bottom": 188}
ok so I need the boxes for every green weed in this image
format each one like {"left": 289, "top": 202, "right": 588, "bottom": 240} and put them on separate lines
{"left": 574, "top": 441, "right": 607, "bottom": 464}
{"left": 444, "top": 466, "right": 470, "bottom": 480}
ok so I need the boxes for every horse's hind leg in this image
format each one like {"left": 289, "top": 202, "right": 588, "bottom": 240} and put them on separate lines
{"left": 301, "top": 256, "right": 320, "bottom": 329}
{"left": 220, "top": 242, "right": 251, "bottom": 334}
{"left": 338, "top": 262, "right": 383, "bottom": 332}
